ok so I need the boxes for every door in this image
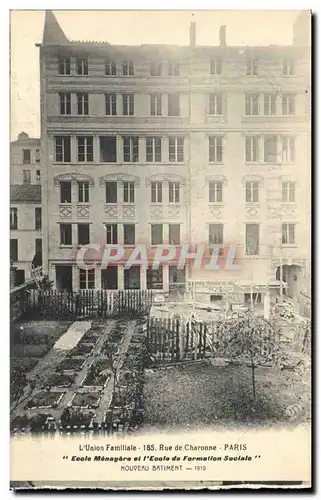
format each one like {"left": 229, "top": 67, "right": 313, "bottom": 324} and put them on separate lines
{"left": 55, "top": 265, "right": 72, "bottom": 292}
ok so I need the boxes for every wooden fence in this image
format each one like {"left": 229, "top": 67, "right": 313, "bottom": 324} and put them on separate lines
{"left": 146, "top": 317, "right": 209, "bottom": 364}
{"left": 10, "top": 289, "right": 153, "bottom": 321}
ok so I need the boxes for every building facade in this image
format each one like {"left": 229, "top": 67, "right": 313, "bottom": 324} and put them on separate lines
{"left": 10, "top": 133, "right": 42, "bottom": 286}
{"left": 38, "top": 11, "right": 311, "bottom": 305}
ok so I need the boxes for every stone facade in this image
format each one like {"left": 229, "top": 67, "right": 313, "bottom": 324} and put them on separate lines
{"left": 10, "top": 133, "right": 42, "bottom": 285}
{"left": 38, "top": 11, "right": 311, "bottom": 301}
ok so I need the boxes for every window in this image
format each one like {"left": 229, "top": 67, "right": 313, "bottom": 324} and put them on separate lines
{"left": 60, "top": 224, "right": 72, "bottom": 246}
{"left": 78, "top": 224, "right": 90, "bottom": 245}
{"left": 264, "top": 94, "right": 276, "bottom": 116}
{"left": 124, "top": 224, "right": 135, "bottom": 245}
{"left": 282, "top": 182, "right": 296, "bottom": 202}
{"left": 151, "top": 224, "right": 163, "bottom": 245}
{"left": 245, "top": 223, "right": 259, "bottom": 255}
{"left": 169, "top": 137, "right": 184, "bottom": 162}
{"left": 123, "top": 137, "right": 139, "bottom": 163}
{"left": 100, "top": 136, "right": 116, "bottom": 162}
{"left": 22, "top": 149, "right": 31, "bottom": 164}
{"left": 283, "top": 59, "right": 294, "bottom": 76}
{"left": 282, "top": 94, "right": 295, "bottom": 115}
{"left": 124, "top": 266, "right": 140, "bottom": 289}
{"left": 281, "top": 136, "right": 295, "bottom": 162}
{"left": 77, "top": 136, "right": 93, "bottom": 162}
{"left": 210, "top": 57, "right": 222, "bottom": 75}
{"left": 150, "top": 94, "right": 162, "bottom": 116}
{"left": 209, "top": 224, "right": 223, "bottom": 245}
{"left": 122, "top": 60, "right": 134, "bottom": 76}
{"left": 76, "top": 57, "right": 88, "bottom": 76}
{"left": 105, "top": 94, "right": 116, "bottom": 115}
{"left": 58, "top": 56, "right": 70, "bottom": 75}
{"left": 59, "top": 92, "right": 71, "bottom": 115}
{"left": 168, "top": 61, "right": 179, "bottom": 76}
{"left": 150, "top": 61, "right": 162, "bottom": 76}
{"left": 245, "top": 181, "right": 259, "bottom": 203}
{"left": 209, "top": 181, "right": 223, "bottom": 203}
{"left": 245, "top": 136, "right": 260, "bottom": 162}
{"left": 147, "top": 267, "right": 163, "bottom": 289}
{"left": 151, "top": 182, "right": 162, "bottom": 203}
{"left": 77, "top": 93, "right": 89, "bottom": 115}
{"left": 55, "top": 136, "right": 71, "bottom": 163}
{"left": 105, "top": 224, "right": 118, "bottom": 244}
{"left": 35, "top": 207, "right": 42, "bottom": 230}
{"left": 105, "top": 59, "right": 116, "bottom": 76}
{"left": 123, "top": 94, "right": 134, "bottom": 116}
{"left": 244, "top": 293, "right": 262, "bottom": 304}
{"left": 36, "top": 170, "right": 41, "bottom": 184}
{"left": 146, "top": 137, "right": 162, "bottom": 162}
{"left": 209, "top": 136, "right": 223, "bottom": 162}
{"left": 105, "top": 182, "right": 117, "bottom": 203}
{"left": 169, "top": 182, "right": 180, "bottom": 203}
{"left": 169, "top": 224, "right": 180, "bottom": 245}
{"left": 282, "top": 223, "right": 295, "bottom": 245}
{"left": 60, "top": 182, "right": 71, "bottom": 203}
{"left": 35, "top": 149, "right": 40, "bottom": 163}
{"left": 78, "top": 182, "right": 89, "bottom": 203}
{"left": 10, "top": 239, "right": 18, "bottom": 262}
{"left": 168, "top": 94, "right": 180, "bottom": 116}
{"left": 35, "top": 238, "right": 42, "bottom": 254}
{"left": 246, "top": 58, "right": 258, "bottom": 76}
{"left": 79, "top": 269, "right": 95, "bottom": 289}
{"left": 123, "top": 182, "right": 135, "bottom": 203}
{"left": 210, "top": 294, "right": 223, "bottom": 302}
{"left": 245, "top": 93, "right": 259, "bottom": 115}
{"left": 22, "top": 170, "right": 31, "bottom": 184}
{"left": 10, "top": 208, "right": 17, "bottom": 230}
{"left": 264, "top": 135, "right": 278, "bottom": 163}
{"left": 209, "top": 93, "right": 223, "bottom": 115}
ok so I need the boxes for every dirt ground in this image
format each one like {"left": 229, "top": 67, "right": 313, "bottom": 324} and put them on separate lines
{"left": 143, "top": 360, "right": 311, "bottom": 431}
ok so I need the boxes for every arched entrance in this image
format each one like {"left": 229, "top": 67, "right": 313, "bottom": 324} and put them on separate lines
{"left": 276, "top": 264, "right": 303, "bottom": 298}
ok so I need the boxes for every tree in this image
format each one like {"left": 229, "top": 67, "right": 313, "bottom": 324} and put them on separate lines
{"left": 214, "top": 310, "right": 284, "bottom": 402}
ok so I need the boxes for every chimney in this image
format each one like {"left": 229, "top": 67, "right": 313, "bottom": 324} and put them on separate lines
{"left": 190, "top": 22, "right": 196, "bottom": 47}
{"left": 219, "top": 25, "right": 226, "bottom": 46}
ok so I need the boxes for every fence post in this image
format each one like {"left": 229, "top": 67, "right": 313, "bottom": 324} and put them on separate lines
{"left": 179, "top": 322, "right": 185, "bottom": 360}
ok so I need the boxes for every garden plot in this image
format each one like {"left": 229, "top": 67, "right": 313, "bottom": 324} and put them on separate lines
{"left": 25, "top": 391, "right": 65, "bottom": 410}
{"left": 81, "top": 359, "right": 112, "bottom": 389}
{"left": 53, "top": 321, "right": 92, "bottom": 350}
{"left": 71, "top": 391, "right": 102, "bottom": 409}
{"left": 45, "top": 373, "right": 74, "bottom": 389}
{"left": 58, "top": 357, "right": 86, "bottom": 372}
{"left": 70, "top": 343, "right": 94, "bottom": 357}
{"left": 60, "top": 408, "right": 96, "bottom": 429}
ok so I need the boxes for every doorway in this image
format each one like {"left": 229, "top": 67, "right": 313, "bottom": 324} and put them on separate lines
{"left": 55, "top": 265, "right": 72, "bottom": 292}
{"left": 101, "top": 266, "right": 118, "bottom": 290}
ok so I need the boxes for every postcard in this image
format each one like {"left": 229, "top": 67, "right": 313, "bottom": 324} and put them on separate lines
{"left": 10, "top": 9, "right": 311, "bottom": 490}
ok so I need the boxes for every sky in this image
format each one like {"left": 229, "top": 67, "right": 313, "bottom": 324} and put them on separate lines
{"left": 10, "top": 10, "right": 301, "bottom": 140}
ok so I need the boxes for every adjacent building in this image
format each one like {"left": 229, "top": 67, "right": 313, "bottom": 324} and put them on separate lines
{"left": 37, "top": 11, "right": 311, "bottom": 306}
{"left": 10, "top": 132, "right": 42, "bottom": 286}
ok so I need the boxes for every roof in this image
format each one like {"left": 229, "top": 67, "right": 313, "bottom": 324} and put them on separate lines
{"left": 39, "top": 10, "right": 308, "bottom": 51}
{"left": 43, "top": 10, "right": 69, "bottom": 45}
{"left": 10, "top": 185, "right": 41, "bottom": 203}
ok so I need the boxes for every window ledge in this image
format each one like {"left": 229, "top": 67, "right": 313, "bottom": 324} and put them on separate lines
{"left": 208, "top": 162, "right": 224, "bottom": 166}
{"left": 281, "top": 244, "right": 297, "bottom": 248}
{"left": 59, "top": 245, "right": 73, "bottom": 249}
{"left": 245, "top": 202, "right": 260, "bottom": 207}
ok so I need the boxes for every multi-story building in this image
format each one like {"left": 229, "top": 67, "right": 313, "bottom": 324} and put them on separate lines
{"left": 10, "top": 132, "right": 42, "bottom": 286}
{"left": 38, "top": 11, "right": 311, "bottom": 307}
